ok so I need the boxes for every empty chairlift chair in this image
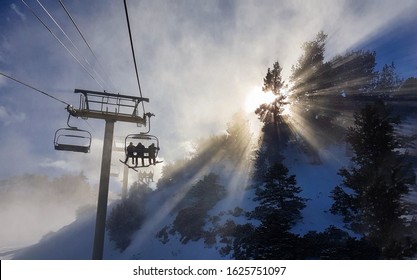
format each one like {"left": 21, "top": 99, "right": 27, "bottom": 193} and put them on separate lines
{"left": 54, "top": 114, "right": 92, "bottom": 153}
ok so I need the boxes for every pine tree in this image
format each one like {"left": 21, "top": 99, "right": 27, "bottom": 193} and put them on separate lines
{"left": 255, "top": 61, "right": 290, "bottom": 150}
{"left": 244, "top": 162, "right": 306, "bottom": 259}
{"left": 172, "top": 173, "right": 226, "bottom": 244}
{"left": 374, "top": 63, "right": 403, "bottom": 96}
{"left": 288, "top": 31, "right": 336, "bottom": 159}
{"left": 291, "top": 31, "right": 328, "bottom": 97}
{"left": 106, "top": 184, "right": 149, "bottom": 251}
{"left": 331, "top": 101, "right": 417, "bottom": 258}
{"left": 252, "top": 162, "right": 306, "bottom": 230}
{"left": 329, "top": 50, "right": 376, "bottom": 95}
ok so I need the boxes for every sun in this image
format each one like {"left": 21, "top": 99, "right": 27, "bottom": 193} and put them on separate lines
{"left": 244, "top": 85, "right": 294, "bottom": 119}
{"left": 244, "top": 86, "right": 276, "bottom": 113}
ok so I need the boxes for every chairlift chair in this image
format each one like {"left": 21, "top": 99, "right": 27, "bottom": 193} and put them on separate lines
{"left": 120, "top": 133, "right": 162, "bottom": 169}
{"left": 54, "top": 113, "right": 92, "bottom": 153}
{"left": 137, "top": 166, "right": 154, "bottom": 183}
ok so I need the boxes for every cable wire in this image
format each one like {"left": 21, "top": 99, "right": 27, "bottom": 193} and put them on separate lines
{"left": 124, "top": 0, "right": 146, "bottom": 114}
{"left": 36, "top": 0, "right": 110, "bottom": 90}
{"left": 0, "top": 71, "right": 71, "bottom": 106}
{"left": 58, "top": 0, "right": 117, "bottom": 91}
{"left": 21, "top": 0, "right": 106, "bottom": 90}
{"left": 0, "top": 71, "right": 96, "bottom": 131}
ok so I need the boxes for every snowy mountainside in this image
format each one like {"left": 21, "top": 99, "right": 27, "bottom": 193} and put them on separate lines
{"left": 11, "top": 144, "right": 350, "bottom": 260}
{"left": 284, "top": 144, "right": 350, "bottom": 235}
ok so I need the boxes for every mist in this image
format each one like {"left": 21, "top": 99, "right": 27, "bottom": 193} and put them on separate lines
{"left": 1, "top": 0, "right": 417, "bottom": 251}
{"left": 0, "top": 173, "right": 96, "bottom": 250}
{"left": 1, "top": 1, "right": 416, "bottom": 176}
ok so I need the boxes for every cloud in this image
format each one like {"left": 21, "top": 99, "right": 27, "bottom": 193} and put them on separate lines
{"left": 0, "top": 0, "right": 417, "bottom": 180}
{"left": 0, "top": 74, "right": 7, "bottom": 86}
{"left": 10, "top": 3, "right": 26, "bottom": 21}
{"left": 1, "top": 0, "right": 417, "bottom": 251}
{"left": 0, "top": 106, "right": 26, "bottom": 126}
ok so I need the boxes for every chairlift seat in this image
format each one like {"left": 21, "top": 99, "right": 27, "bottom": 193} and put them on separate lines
{"left": 55, "top": 143, "right": 90, "bottom": 153}
{"left": 54, "top": 127, "right": 92, "bottom": 153}
{"left": 121, "top": 133, "right": 161, "bottom": 168}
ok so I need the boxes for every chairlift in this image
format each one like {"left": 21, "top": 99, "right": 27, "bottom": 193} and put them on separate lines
{"left": 137, "top": 166, "right": 154, "bottom": 183}
{"left": 119, "top": 133, "right": 162, "bottom": 169}
{"left": 54, "top": 113, "right": 92, "bottom": 153}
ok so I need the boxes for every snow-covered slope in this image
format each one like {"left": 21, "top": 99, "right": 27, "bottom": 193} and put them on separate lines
{"left": 285, "top": 144, "right": 349, "bottom": 235}
{"left": 10, "top": 144, "right": 349, "bottom": 260}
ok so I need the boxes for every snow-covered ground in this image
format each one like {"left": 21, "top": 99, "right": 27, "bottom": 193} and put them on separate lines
{"left": 4, "top": 143, "right": 355, "bottom": 260}
{"left": 285, "top": 144, "right": 349, "bottom": 235}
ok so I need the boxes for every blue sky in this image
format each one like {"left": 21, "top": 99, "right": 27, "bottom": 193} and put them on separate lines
{"left": 1, "top": 0, "right": 417, "bottom": 184}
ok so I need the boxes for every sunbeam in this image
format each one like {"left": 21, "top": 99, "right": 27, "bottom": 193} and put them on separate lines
{"left": 244, "top": 86, "right": 276, "bottom": 113}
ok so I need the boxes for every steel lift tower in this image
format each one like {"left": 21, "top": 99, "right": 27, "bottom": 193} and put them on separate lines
{"left": 69, "top": 88, "right": 149, "bottom": 260}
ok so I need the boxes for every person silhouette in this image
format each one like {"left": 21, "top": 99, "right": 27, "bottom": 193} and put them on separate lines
{"left": 147, "top": 143, "right": 159, "bottom": 165}
{"left": 135, "top": 142, "right": 145, "bottom": 167}
{"left": 138, "top": 171, "right": 145, "bottom": 183}
{"left": 124, "top": 142, "right": 136, "bottom": 165}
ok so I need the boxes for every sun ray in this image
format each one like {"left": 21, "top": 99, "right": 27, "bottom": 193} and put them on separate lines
{"left": 244, "top": 86, "right": 276, "bottom": 113}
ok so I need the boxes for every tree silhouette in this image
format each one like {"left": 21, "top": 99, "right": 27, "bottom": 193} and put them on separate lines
{"left": 331, "top": 101, "right": 417, "bottom": 259}
{"left": 255, "top": 61, "right": 289, "bottom": 150}
{"left": 291, "top": 31, "right": 328, "bottom": 97}
{"left": 234, "top": 162, "right": 306, "bottom": 259}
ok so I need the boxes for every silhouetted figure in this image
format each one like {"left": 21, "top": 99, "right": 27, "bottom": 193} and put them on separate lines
{"left": 149, "top": 171, "right": 154, "bottom": 182}
{"left": 138, "top": 171, "right": 145, "bottom": 183}
{"left": 124, "top": 142, "right": 136, "bottom": 165}
{"left": 148, "top": 143, "right": 159, "bottom": 165}
{"left": 135, "top": 142, "right": 145, "bottom": 167}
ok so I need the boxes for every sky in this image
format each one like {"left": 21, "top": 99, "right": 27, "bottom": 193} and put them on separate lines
{"left": 1, "top": 0, "right": 417, "bottom": 186}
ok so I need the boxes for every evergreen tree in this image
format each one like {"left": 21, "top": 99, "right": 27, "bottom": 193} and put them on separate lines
{"left": 288, "top": 31, "right": 337, "bottom": 160}
{"left": 301, "top": 226, "right": 381, "bottom": 259}
{"left": 106, "top": 183, "right": 149, "bottom": 251}
{"left": 374, "top": 63, "right": 403, "bottom": 96}
{"left": 252, "top": 162, "right": 306, "bottom": 230}
{"left": 289, "top": 34, "right": 378, "bottom": 150}
{"left": 237, "top": 162, "right": 306, "bottom": 259}
{"left": 396, "top": 77, "right": 417, "bottom": 117}
{"left": 291, "top": 31, "right": 329, "bottom": 97}
{"left": 331, "top": 101, "right": 417, "bottom": 258}
{"left": 172, "top": 173, "right": 226, "bottom": 244}
{"left": 329, "top": 50, "right": 376, "bottom": 96}
{"left": 255, "top": 61, "right": 290, "bottom": 150}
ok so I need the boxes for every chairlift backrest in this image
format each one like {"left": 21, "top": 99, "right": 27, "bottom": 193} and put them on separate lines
{"left": 125, "top": 134, "right": 160, "bottom": 155}
{"left": 54, "top": 127, "right": 92, "bottom": 153}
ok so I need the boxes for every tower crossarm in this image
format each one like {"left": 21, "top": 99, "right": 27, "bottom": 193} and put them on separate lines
{"left": 70, "top": 89, "right": 150, "bottom": 125}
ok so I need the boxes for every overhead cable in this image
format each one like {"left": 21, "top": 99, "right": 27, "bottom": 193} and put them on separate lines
{"left": 58, "top": 0, "right": 117, "bottom": 91}
{"left": 36, "top": 0, "right": 110, "bottom": 90}
{"left": 124, "top": 0, "right": 146, "bottom": 114}
{"left": 0, "top": 71, "right": 71, "bottom": 106}
{"left": 21, "top": 0, "right": 106, "bottom": 90}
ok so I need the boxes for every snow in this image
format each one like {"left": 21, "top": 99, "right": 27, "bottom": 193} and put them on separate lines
{"left": 4, "top": 143, "right": 354, "bottom": 260}
{"left": 284, "top": 144, "right": 349, "bottom": 235}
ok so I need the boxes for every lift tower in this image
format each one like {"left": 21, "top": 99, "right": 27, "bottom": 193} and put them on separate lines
{"left": 69, "top": 88, "right": 149, "bottom": 260}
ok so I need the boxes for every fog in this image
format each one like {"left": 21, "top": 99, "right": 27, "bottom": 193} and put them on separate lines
{"left": 0, "top": 173, "right": 96, "bottom": 249}
{"left": 1, "top": 0, "right": 417, "bottom": 252}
